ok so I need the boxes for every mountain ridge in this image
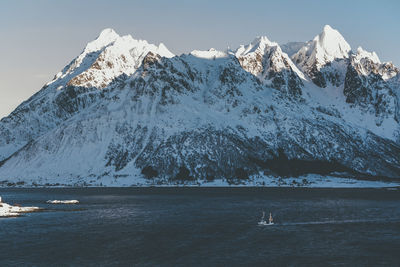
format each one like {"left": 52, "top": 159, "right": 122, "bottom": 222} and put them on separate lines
{"left": 0, "top": 25, "right": 399, "bottom": 187}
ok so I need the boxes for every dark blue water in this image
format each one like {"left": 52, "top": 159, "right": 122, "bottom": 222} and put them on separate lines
{"left": 0, "top": 187, "right": 399, "bottom": 266}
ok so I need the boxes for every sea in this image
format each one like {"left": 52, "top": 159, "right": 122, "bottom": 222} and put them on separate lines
{"left": 0, "top": 187, "right": 399, "bottom": 266}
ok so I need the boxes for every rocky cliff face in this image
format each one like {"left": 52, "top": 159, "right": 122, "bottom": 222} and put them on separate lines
{"left": 0, "top": 26, "right": 399, "bottom": 186}
{"left": 235, "top": 36, "right": 305, "bottom": 98}
{"left": 343, "top": 47, "right": 399, "bottom": 124}
{"left": 0, "top": 29, "right": 174, "bottom": 162}
{"left": 292, "top": 25, "right": 351, "bottom": 88}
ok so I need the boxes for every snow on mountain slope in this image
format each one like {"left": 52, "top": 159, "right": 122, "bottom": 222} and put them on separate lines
{"left": 292, "top": 25, "right": 351, "bottom": 88}
{"left": 343, "top": 46, "right": 400, "bottom": 126}
{"left": 354, "top": 47, "right": 380, "bottom": 65}
{"left": 0, "top": 27, "right": 399, "bottom": 187}
{"left": 190, "top": 48, "right": 228, "bottom": 59}
{"left": 293, "top": 25, "right": 351, "bottom": 69}
{"left": 49, "top": 28, "right": 174, "bottom": 89}
{"left": 1, "top": 52, "right": 399, "bottom": 185}
{"left": 0, "top": 29, "right": 174, "bottom": 161}
{"left": 296, "top": 44, "right": 400, "bottom": 142}
{"left": 234, "top": 36, "right": 306, "bottom": 97}
{"left": 349, "top": 47, "right": 398, "bottom": 80}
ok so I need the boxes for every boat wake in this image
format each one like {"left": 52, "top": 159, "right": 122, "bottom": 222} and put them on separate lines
{"left": 278, "top": 219, "right": 400, "bottom": 226}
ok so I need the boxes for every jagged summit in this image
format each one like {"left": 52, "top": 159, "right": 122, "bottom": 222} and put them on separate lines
{"left": 84, "top": 28, "right": 120, "bottom": 53}
{"left": 322, "top": 24, "right": 333, "bottom": 32}
{"left": 98, "top": 28, "right": 119, "bottom": 38}
{"left": 96, "top": 28, "right": 120, "bottom": 42}
{"left": 291, "top": 25, "right": 351, "bottom": 87}
{"left": 293, "top": 25, "right": 351, "bottom": 70}
{"left": 233, "top": 35, "right": 306, "bottom": 97}
{"left": 355, "top": 46, "right": 381, "bottom": 64}
{"left": 234, "top": 35, "right": 299, "bottom": 73}
{"left": 235, "top": 36, "right": 277, "bottom": 56}
{"left": 315, "top": 25, "right": 351, "bottom": 62}
{"left": 47, "top": 28, "right": 174, "bottom": 89}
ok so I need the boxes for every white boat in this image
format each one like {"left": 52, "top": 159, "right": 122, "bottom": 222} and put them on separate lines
{"left": 258, "top": 211, "right": 274, "bottom": 225}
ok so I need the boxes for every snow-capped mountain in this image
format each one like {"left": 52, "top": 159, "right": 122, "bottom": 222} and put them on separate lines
{"left": 344, "top": 46, "right": 399, "bottom": 123}
{"left": 0, "top": 26, "right": 399, "bottom": 186}
{"left": 292, "top": 25, "right": 351, "bottom": 87}
{"left": 0, "top": 29, "right": 174, "bottom": 162}
{"left": 53, "top": 28, "right": 174, "bottom": 89}
{"left": 234, "top": 36, "right": 306, "bottom": 97}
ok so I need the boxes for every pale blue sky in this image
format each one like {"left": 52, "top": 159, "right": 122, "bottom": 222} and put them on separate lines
{"left": 0, "top": 0, "right": 399, "bottom": 118}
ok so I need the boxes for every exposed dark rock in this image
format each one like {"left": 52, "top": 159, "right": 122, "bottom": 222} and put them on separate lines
{"left": 141, "top": 166, "right": 158, "bottom": 179}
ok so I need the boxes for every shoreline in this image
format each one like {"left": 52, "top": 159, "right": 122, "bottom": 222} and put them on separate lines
{"left": 0, "top": 176, "right": 398, "bottom": 189}
{"left": 0, "top": 185, "right": 398, "bottom": 190}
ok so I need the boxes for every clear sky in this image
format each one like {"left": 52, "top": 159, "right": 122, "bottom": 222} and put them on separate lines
{"left": 1, "top": 0, "right": 399, "bottom": 119}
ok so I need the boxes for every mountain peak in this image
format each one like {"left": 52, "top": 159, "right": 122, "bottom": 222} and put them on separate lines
{"left": 355, "top": 46, "right": 381, "bottom": 64}
{"left": 254, "top": 35, "right": 274, "bottom": 46}
{"left": 83, "top": 28, "right": 120, "bottom": 54}
{"left": 291, "top": 25, "right": 351, "bottom": 87}
{"left": 235, "top": 35, "right": 277, "bottom": 57}
{"left": 97, "top": 28, "right": 119, "bottom": 40}
{"left": 322, "top": 24, "right": 334, "bottom": 33}
{"left": 234, "top": 35, "right": 306, "bottom": 96}
{"left": 314, "top": 25, "right": 351, "bottom": 62}
{"left": 292, "top": 25, "right": 351, "bottom": 72}
{"left": 47, "top": 28, "right": 175, "bottom": 89}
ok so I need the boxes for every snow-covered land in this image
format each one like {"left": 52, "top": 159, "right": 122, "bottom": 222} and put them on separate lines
{"left": 0, "top": 25, "right": 399, "bottom": 187}
{"left": 0, "top": 199, "right": 41, "bottom": 217}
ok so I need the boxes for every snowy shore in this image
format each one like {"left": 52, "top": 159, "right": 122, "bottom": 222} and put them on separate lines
{"left": 0, "top": 174, "right": 398, "bottom": 188}
{"left": 0, "top": 199, "right": 41, "bottom": 217}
